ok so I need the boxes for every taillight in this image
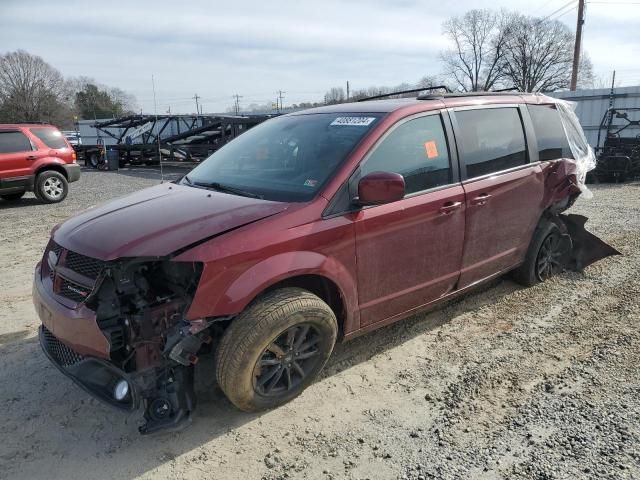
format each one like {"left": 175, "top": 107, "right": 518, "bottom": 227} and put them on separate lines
{"left": 72, "top": 151, "right": 77, "bottom": 162}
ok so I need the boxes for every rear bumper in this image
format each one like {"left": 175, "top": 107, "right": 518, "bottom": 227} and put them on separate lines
{"left": 63, "top": 163, "right": 81, "bottom": 183}
{"left": 32, "top": 262, "right": 110, "bottom": 358}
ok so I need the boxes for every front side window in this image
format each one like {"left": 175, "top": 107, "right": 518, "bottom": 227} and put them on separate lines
{"left": 29, "top": 127, "right": 68, "bottom": 149}
{"left": 186, "top": 113, "right": 382, "bottom": 202}
{"left": 528, "top": 104, "right": 574, "bottom": 161}
{"left": 361, "top": 114, "right": 451, "bottom": 195}
{"left": 0, "top": 131, "right": 32, "bottom": 154}
{"left": 456, "top": 108, "right": 527, "bottom": 178}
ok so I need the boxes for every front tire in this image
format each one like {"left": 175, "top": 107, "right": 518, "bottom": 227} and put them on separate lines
{"left": 36, "top": 171, "right": 68, "bottom": 203}
{"left": 215, "top": 288, "right": 337, "bottom": 412}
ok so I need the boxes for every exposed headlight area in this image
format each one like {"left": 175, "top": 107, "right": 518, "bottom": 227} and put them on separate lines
{"left": 40, "top": 247, "right": 206, "bottom": 434}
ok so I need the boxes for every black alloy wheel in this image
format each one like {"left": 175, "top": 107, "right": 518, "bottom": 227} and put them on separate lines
{"left": 536, "top": 232, "right": 564, "bottom": 281}
{"left": 253, "top": 324, "right": 322, "bottom": 397}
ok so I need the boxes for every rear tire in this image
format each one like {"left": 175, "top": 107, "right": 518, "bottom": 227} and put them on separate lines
{"left": 215, "top": 288, "right": 337, "bottom": 412}
{"left": 36, "top": 171, "right": 68, "bottom": 203}
{"left": 512, "top": 219, "right": 565, "bottom": 287}
{"left": 0, "top": 191, "right": 25, "bottom": 202}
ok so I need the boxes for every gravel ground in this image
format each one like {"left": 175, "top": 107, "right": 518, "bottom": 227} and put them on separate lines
{"left": 0, "top": 169, "right": 638, "bottom": 480}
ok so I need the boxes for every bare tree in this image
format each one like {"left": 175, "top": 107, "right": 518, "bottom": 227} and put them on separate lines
{"left": 499, "top": 15, "right": 578, "bottom": 92}
{"left": 576, "top": 53, "right": 595, "bottom": 90}
{"left": 324, "top": 87, "right": 346, "bottom": 105}
{"left": 440, "top": 9, "right": 512, "bottom": 92}
{"left": 0, "top": 50, "right": 69, "bottom": 123}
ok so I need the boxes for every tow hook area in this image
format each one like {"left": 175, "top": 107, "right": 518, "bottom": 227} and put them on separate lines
{"left": 558, "top": 214, "right": 621, "bottom": 270}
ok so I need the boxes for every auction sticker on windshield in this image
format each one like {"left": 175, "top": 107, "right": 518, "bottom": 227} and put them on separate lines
{"left": 330, "top": 117, "right": 377, "bottom": 127}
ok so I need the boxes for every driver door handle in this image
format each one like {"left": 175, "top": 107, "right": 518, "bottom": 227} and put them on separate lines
{"left": 26, "top": 155, "right": 38, "bottom": 160}
{"left": 471, "top": 193, "right": 491, "bottom": 206}
{"left": 439, "top": 201, "right": 462, "bottom": 214}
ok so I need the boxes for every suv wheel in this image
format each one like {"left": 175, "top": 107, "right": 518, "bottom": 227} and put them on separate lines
{"left": 0, "top": 191, "right": 25, "bottom": 202}
{"left": 215, "top": 288, "right": 337, "bottom": 412}
{"left": 512, "top": 219, "right": 568, "bottom": 287}
{"left": 36, "top": 171, "right": 68, "bottom": 203}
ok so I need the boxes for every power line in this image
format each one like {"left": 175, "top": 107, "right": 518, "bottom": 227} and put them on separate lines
{"left": 532, "top": 0, "right": 561, "bottom": 16}
{"left": 539, "top": 0, "right": 577, "bottom": 22}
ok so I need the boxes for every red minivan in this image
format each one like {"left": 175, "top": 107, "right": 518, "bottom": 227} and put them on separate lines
{"left": 33, "top": 93, "right": 615, "bottom": 433}
{"left": 0, "top": 124, "right": 80, "bottom": 203}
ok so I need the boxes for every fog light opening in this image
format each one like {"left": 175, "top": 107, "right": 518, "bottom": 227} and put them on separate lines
{"left": 114, "top": 379, "right": 130, "bottom": 401}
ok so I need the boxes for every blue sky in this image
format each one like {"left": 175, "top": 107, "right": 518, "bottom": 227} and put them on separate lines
{"left": 1, "top": 0, "right": 639, "bottom": 113}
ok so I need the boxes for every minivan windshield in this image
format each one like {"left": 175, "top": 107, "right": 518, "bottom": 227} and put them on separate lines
{"left": 184, "top": 113, "right": 382, "bottom": 202}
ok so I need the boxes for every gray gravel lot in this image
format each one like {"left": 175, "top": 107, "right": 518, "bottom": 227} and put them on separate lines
{"left": 0, "top": 168, "right": 638, "bottom": 480}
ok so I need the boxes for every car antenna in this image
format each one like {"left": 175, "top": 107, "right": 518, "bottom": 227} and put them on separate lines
{"left": 357, "top": 85, "right": 452, "bottom": 102}
{"left": 152, "top": 74, "right": 165, "bottom": 184}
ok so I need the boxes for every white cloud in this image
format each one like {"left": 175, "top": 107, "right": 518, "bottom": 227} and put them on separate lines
{"left": 1, "top": 0, "right": 638, "bottom": 112}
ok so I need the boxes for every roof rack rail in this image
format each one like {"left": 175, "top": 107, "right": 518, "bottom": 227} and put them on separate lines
{"left": 417, "top": 91, "right": 533, "bottom": 100}
{"left": 357, "top": 85, "right": 452, "bottom": 102}
{"left": 492, "top": 87, "right": 520, "bottom": 92}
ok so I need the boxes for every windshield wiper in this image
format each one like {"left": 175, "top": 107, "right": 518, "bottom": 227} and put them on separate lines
{"left": 193, "top": 180, "right": 263, "bottom": 199}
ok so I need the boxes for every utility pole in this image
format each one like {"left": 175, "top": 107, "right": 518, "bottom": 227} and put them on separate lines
{"left": 193, "top": 93, "right": 201, "bottom": 115}
{"left": 570, "top": 0, "right": 585, "bottom": 91}
{"left": 233, "top": 94, "right": 243, "bottom": 115}
{"left": 346, "top": 81, "right": 350, "bottom": 101}
{"left": 277, "top": 90, "right": 286, "bottom": 112}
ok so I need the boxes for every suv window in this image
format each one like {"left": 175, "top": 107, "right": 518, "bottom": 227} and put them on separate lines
{"left": 362, "top": 114, "right": 451, "bottom": 194}
{"left": 528, "top": 104, "right": 574, "bottom": 161}
{"left": 456, "top": 108, "right": 527, "bottom": 178}
{"left": 0, "top": 130, "right": 33, "bottom": 154}
{"left": 29, "top": 127, "right": 67, "bottom": 149}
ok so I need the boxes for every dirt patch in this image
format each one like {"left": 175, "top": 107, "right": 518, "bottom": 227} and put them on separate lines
{"left": 0, "top": 171, "right": 638, "bottom": 479}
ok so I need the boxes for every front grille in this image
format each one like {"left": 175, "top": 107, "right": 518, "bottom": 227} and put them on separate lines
{"left": 42, "top": 326, "right": 84, "bottom": 367}
{"left": 46, "top": 241, "right": 106, "bottom": 303}
{"left": 59, "top": 278, "right": 92, "bottom": 303}
{"left": 65, "top": 250, "right": 105, "bottom": 280}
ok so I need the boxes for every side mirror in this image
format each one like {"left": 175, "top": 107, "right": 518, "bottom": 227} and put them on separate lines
{"left": 357, "top": 171, "right": 406, "bottom": 206}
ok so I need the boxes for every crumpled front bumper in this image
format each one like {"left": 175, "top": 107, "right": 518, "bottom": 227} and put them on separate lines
{"left": 39, "top": 325, "right": 138, "bottom": 411}
{"left": 34, "top": 261, "right": 138, "bottom": 410}
{"left": 32, "top": 261, "right": 110, "bottom": 359}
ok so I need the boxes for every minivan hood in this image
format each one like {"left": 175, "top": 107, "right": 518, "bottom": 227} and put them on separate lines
{"left": 53, "top": 183, "right": 289, "bottom": 260}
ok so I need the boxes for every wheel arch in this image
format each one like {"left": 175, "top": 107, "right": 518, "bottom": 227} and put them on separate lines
{"left": 189, "top": 251, "right": 359, "bottom": 337}
{"left": 261, "top": 274, "right": 347, "bottom": 337}
{"left": 35, "top": 162, "right": 68, "bottom": 180}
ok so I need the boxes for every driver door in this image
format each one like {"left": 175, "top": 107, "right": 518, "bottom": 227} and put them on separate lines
{"left": 353, "top": 112, "right": 466, "bottom": 326}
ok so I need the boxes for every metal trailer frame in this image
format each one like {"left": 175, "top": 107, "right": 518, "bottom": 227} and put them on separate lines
{"left": 74, "top": 114, "right": 275, "bottom": 168}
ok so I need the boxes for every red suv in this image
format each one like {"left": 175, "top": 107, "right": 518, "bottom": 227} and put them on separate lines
{"left": 33, "top": 93, "right": 616, "bottom": 433}
{"left": 0, "top": 124, "right": 80, "bottom": 203}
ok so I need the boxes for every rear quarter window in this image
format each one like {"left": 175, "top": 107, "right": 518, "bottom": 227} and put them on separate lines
{"left": 0, "top": 130, "right": 33, "bottom": 154}
{"left": 528, "top": 104, "right": 574, "bottom": 161}
{"left": 29, "top": 127, "right": 68, "bottom": 149}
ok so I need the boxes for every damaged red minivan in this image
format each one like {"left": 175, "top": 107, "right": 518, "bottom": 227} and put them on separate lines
{"left": 34, "top": 92, "right": 617, "bottom": 433}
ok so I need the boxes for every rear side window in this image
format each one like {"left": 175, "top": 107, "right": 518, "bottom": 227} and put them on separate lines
{"left": 528, "top": 104, "right": 574, "bottom": 161}
{"left": 0, "top": 131, "right": 33, "bottom": 153}
{"left": 29, "top": 127, "right": 67, "bottom": 149}
{"left": 362, "top": 114, "right": 451, "bottom": 194}
{"left": 456, "top": 108, "right": 527, "bottom": 178}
